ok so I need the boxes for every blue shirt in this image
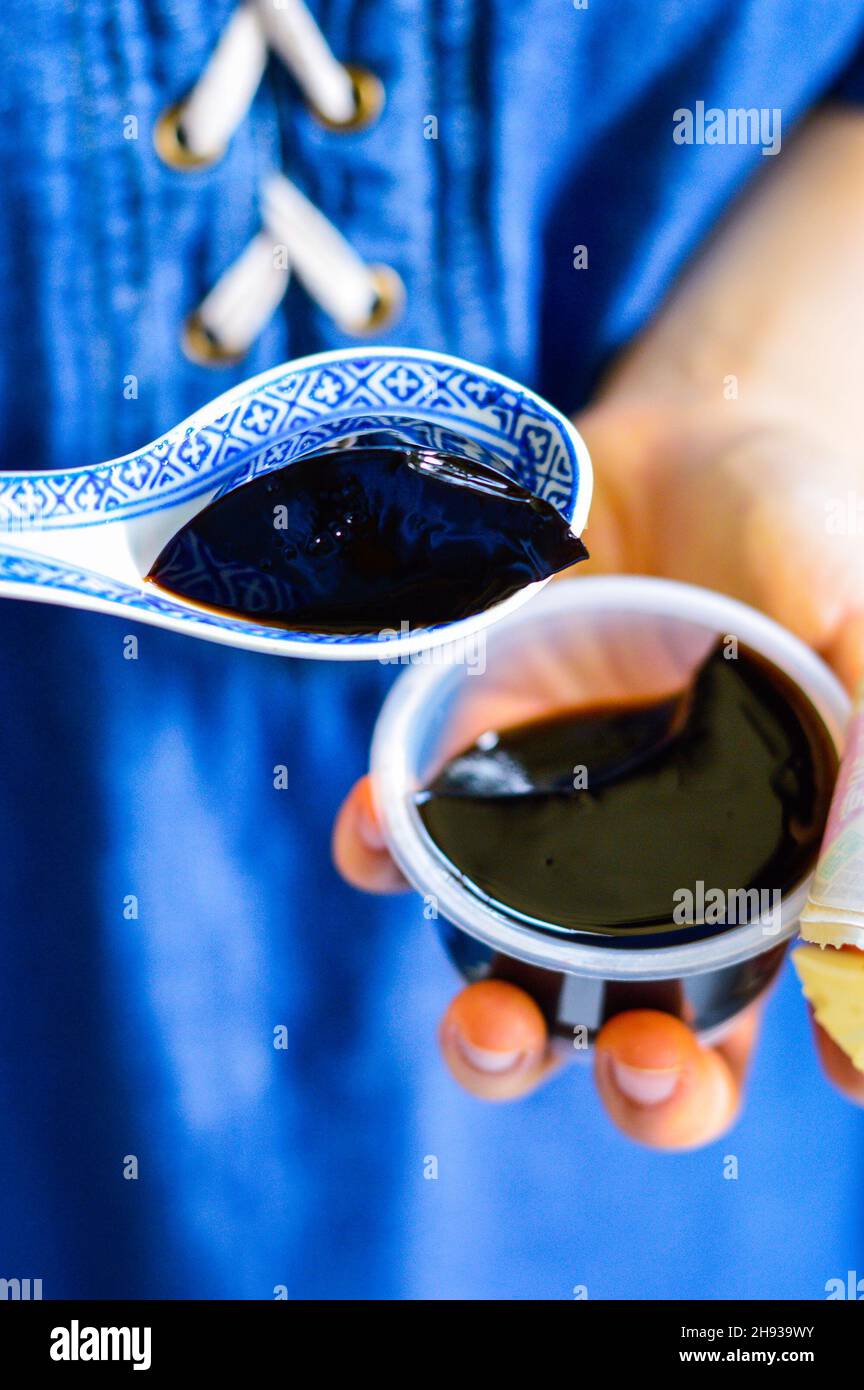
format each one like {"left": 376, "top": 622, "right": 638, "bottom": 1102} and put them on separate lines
{"left": 1, "top": 0, "right": 863, "bottom": 1299}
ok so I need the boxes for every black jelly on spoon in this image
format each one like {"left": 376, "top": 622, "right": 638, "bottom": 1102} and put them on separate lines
{"left": 146, "top": 427, "right": 587, "bottom": 635}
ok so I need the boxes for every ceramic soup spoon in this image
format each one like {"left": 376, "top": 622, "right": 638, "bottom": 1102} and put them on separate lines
{"left": 0, "top": 348, "right": 592, "bottom": 660}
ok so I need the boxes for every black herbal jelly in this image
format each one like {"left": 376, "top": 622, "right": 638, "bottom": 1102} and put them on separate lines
{"left": 416, "top": 641, "right": 838, "bottom": 949}
{"left": 146, "top": 426, "right": 587, "bottom": 634}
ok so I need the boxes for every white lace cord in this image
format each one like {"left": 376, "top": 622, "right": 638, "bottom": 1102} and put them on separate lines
{"left": 254, "top": 0, "right": 356, "bottom": 125}
{"left": 155, "top": 3, "right": 268, "bottom": 166}
{"left": 169, "top": 2, "right": 396, "bottom": 357}
{"left": 186, "top": 175, "right": 403, "bottom": 361}
{"left": 156, "top": 0, "right": 382, "bottom": 168}
{"left": 183, "top": 230, "right": 291, "bottom": 363}
{"left": 261, "top": 172, "right": 402, "bottom": 333}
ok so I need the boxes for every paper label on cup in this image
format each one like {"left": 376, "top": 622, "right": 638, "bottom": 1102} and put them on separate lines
{"left": 801, "top": 677, "right": 864, "bottom": 948}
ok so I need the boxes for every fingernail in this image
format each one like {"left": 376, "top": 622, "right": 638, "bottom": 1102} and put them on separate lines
{"left": 356, "top": 797, "right": 386, "bottom": 853}
{"left": 454, "top": 1035, "right": 526, "bottom": 1074}
{"left": 611, "top": 1059, "right": 681, "bottom": 1106}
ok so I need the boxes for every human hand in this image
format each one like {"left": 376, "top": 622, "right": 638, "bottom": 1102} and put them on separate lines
{"left": 337, "top": 106, "right": 864, "bottom": 1146}
{"left": 332, "top": 393, "right": 864, "bottom": 1147}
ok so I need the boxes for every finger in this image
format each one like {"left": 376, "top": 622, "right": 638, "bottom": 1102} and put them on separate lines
{"left": 439, "top": 980, "right": 559, "bottom": 1101}
{"left": 809, "top": 1013, "right": 864, "bottom": 1105}
{"left": 331, "top": 775, "right": 408, "bottom": 894}
{"left": 594, "top": 1006, "right": 762, "bottom": 1150}
{"left": 713, "top": 430, "right": 864, "bottom": 658}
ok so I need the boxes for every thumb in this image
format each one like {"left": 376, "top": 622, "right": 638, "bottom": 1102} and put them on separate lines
{"left": 575, "top": 402, "right": 864, "bottom": 696}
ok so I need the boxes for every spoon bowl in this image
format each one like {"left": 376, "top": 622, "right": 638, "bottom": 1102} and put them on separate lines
{"left": 0, "top": 348, "right": 592, "bottom": 659}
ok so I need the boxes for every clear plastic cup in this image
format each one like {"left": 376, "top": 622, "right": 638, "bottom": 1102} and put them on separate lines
{"left": 370, "top": 576, "right": 851, "bottom": 1043}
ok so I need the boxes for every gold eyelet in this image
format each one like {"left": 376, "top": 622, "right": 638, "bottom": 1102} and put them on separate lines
{"left": 181, "top": 311, "right": 247, "bottom": 367}
{"left": 344, "top": 265, "right": 405, "bottom": 336}
{"left": 154, "top": 101, "right": 226, "bottom": 171}
{"left": 310, "top": 64, "right": 385, "bottom": 133}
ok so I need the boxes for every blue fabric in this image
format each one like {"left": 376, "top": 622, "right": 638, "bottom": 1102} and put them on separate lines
{"left": 1, "top": 0, "right": 863, "bottom": 1300}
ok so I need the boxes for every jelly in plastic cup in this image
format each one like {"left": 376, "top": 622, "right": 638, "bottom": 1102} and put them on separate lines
{"left": 370, "top": 576, "right": 851, "bottom": 1044}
